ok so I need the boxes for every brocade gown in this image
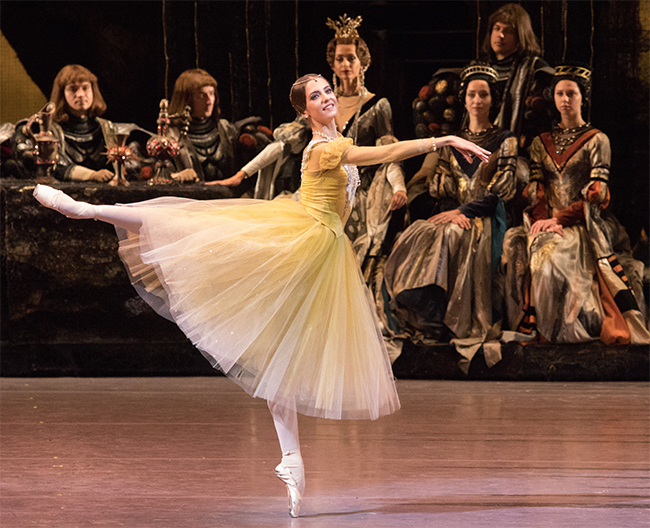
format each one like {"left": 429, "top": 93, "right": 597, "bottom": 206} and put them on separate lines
{"left": 341, "top": 96, "right": 401, "bottom": 268}
{"left": 116, "top": 136, "right": 400, "bottom": 420}
{"left": 381, "top": 128, "right": 520, "bottom": 369}
{"left": 501, "top": 125, "right": 649, "bottom": 344}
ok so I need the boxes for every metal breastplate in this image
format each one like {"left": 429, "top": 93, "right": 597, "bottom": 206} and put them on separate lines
{"left": 61, "top": 117, "right": 105, "bottom": 168}
{"left": 187, "top": 119, "right": 225, "bottom": 180}
{"left": 187, "top": 120, "right": 221, "bottom": 163}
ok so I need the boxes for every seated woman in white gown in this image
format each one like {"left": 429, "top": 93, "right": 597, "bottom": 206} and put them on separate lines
{"left": 33, "top": 74, "right": 490, "bottom": 518}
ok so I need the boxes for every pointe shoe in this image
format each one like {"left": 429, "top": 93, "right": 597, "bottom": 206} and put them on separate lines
{"left": 33, "top": 184, "right": 98, "bottom": 220}
{"left": 275, "top": 462, "right": 303, "bottom": 517}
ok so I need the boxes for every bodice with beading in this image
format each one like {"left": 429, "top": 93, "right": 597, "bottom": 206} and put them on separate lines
{"left": 528, "top": 125, "right": 610, "bottom": 213}
{"left": 299, "top": 137, "right": 359, "bottom": 234}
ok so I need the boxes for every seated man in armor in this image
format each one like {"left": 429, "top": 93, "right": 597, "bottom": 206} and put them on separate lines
{"left": 167, "top": 69, "right": 272, "bottom": 195}
{"left": 12, "top": 64, "right": 143, "bottom": 182}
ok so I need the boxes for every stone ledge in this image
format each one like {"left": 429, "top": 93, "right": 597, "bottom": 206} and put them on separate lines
{"left": 1, "top": 340, "right": 647, "bottom": 381}
{"left": 1, "top": 179, "right": 234, "bottom": 346}
{"left": 392, "top": 341, "right": 650, "bottom": 381}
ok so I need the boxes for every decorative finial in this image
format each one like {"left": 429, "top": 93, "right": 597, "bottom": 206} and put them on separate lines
{"left": 326, "top": 14, "right": 363, "bottom": 39}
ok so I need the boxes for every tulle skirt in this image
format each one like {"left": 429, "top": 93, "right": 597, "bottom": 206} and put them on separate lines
{"left": 116, "top": 196, "right": 400, "bottom": 420}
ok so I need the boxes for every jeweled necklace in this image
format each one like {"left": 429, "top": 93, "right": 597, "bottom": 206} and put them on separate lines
{"left": 464, "top": 124, "right": 494, "bottom": 138}
{"left": 552, "top": 122, "right": 591, "bottom": 154}
{"left": 312, "top": 130, "right": 337, "bottom": 142}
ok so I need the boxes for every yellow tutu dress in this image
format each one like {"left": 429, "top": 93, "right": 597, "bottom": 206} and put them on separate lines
{"left": 116, "top": 137, "right": 400, "bottom": 420}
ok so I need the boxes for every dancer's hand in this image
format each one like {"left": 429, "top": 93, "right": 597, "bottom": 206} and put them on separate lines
{"left": 91, "top": 169, "right": 114, "bottom": 182}
{"left": 171, "top": 168, "right": 199, "bottom": 183}
{"left": 530, "top": 217, "right": 565, "bottom": 237}
{"left": 206, "top": 170, "right": 246, "bottom": 187}
{"left": 390, "top": 190, "right": 407, "bottom": 210}
{"left": 427, "top": 209, "right": 471, "bottom": 229}
{"left": 444, "top": 136, "right": 491, "bottom": 164}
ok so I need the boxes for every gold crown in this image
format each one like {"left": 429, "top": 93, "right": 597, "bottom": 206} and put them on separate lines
{"left": 326, "top": 14, "right": 363, "bottom": 39}
{"left": 554, "top": 65, "right": 591, "bottom": 83}
{"left": 460, "top": 64, "right": 499, "bottom": 83}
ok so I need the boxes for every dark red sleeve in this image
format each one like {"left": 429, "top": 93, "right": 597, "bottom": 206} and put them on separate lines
{"left": 585, "top": 181, "right": 610, "bottom": 209}
{"left": 524, "top": 183, "right": 549, "bottom": 222}
{"left": 554, "top": 201, "right": 585, "bottom": 227}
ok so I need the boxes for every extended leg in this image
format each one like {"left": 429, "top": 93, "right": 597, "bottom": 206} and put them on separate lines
{"left": 33, "top": 184, "right": 144, "bottom": 233}
{"left": 268, "top": 399, "right": 304, "bottom": 517}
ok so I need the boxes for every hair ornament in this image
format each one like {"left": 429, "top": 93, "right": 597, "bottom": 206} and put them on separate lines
{"left": 326, "top": 14, "right": 363, "bottom": 39}
{"left": 460, "top": 64, "right": 499, "bottom": 84}
{"left": 554, "top": 65, "right": 592, "bottom": 84}
{"left": 290, "top": 73, "right": 323, "bottom": 96}
{"left": 552, "top": 64, "right": 592, "bottom": 102}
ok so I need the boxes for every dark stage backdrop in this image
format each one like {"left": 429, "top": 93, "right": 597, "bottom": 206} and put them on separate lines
{"left": 1, "top": 0, "right": 648, "bottom": 236}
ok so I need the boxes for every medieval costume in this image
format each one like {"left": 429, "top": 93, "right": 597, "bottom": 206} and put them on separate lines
{"left": 172, "top": 116, "right": 238, "bottom": 182}
{"left": 480, "top": 3, "right": 555, "bottom": 148}
{"left": 12, "top": 115, "right": 142, "bottom": 181}
{"left": 381, "top": 124, "right": 519, "bottom": 370}
{"left": 502, "top": 64, "right": 648, "bottom": 344}
{"left": 490, "top": 53, "right": 553, "bottom": 146}
{"left": 380, "top": 65, "right": 523, "bottom": 369}
{"left": 502, "top": 123, "right": 649, "bottom": 344}
{"left": 341, "top": 96, "right": 406, "bottom": 271}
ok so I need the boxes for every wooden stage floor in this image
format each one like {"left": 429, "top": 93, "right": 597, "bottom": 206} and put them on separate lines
{"left": 2, "top": 378, "right": 648, "bottom": 527}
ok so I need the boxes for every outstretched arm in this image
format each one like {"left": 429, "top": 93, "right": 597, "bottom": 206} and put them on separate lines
{"left": 208, "top": 141, "right": 285, "bottom": 187}
{"left": 340, "top": 136, "right": 490, "bottom": 167}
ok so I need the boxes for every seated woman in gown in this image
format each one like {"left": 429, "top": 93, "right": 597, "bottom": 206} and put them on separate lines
{"left": 380, "top": 64, "right": 522, "bottom": 370}
{"left": 501, "top": 65, "right": 649, "bottom": 344}
{"left": 12, "top": 64, "right": 142, "bottom": 182}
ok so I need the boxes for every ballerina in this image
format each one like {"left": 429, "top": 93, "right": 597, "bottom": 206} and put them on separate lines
{"left": 211, "top": 14, "right": 406, "bottom": 278}
{"left": 33, "top": 73, "right": 489, "bottom": 517}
